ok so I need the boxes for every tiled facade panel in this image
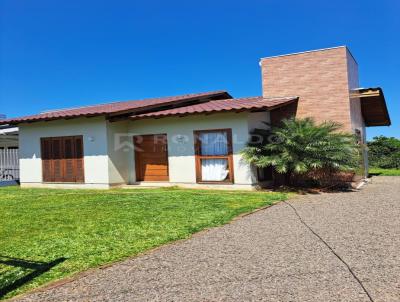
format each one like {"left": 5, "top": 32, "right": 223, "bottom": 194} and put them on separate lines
{"left": 261, "top": 47, "right": 357, "bottom": 132}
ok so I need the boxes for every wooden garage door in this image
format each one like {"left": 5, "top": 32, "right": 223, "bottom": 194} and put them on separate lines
{"left": 41, "top": 136, "right": 84, "bottom": 183}
{"left": 134, "top": 134, "right": 169, "bottom": 181}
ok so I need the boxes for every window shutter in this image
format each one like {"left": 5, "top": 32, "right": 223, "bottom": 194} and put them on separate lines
{"left": 41, "top": 138, "right": 53, "bottom": 182}
{"left": 74, "top": 136, "right": 85, "bottom": 183}
{"left": 52, "top": 137, "right": 64, "bottom": 182}
{"left": 63, "top": 137, "right": 75, "bottom": 182}
{"left": 41, "top": 135, "right": 84, "bottom": 183}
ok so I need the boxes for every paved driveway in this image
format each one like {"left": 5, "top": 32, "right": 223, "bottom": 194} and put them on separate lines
{"left": 16, "top": 177, "right": 400, "bottom": 302}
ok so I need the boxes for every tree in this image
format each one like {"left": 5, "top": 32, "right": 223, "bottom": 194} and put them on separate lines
{"left": 368, "top": 136, "right": 400, "bottom": 169}
{"left": 241, "top": 118, "right": 360, "bottom": 184}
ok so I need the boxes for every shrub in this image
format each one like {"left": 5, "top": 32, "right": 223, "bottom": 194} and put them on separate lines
{"left": 242, "top": 118, "right": 360, "bottom": 186}
{"left": 367, "top": 136, "right": 400, "bottom": 169}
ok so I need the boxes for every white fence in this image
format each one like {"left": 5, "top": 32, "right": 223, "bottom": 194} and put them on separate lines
{"left": 0, "top": 149, "right": 19, "bottom": 181}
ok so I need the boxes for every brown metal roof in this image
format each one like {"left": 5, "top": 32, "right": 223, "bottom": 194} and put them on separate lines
{"left": 129, "top": 96, "right": 299, "bottom": 120}
{"left": 0, "top": 91, "right": 231, "bottom": 125}
{"left": 352, "top": 87, "right": 391, "bottom": 127}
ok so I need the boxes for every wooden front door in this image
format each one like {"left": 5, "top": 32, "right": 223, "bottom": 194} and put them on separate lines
{"left": 134, "top": 134, "right": 169, "bottom": 181}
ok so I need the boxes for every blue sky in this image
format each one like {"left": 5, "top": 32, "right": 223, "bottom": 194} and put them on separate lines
{"left": 0, "top": 0, "right": 398, "bottom": 139}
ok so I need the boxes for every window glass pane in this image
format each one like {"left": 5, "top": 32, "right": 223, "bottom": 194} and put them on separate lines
{"left": 201, "top": 159, "right": 228, "bottom": 181}
{"left": 199, "top": 132, "right": 228, "bottom": 155}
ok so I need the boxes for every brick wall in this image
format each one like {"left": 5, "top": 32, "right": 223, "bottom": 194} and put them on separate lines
{"left": 261, "top": 46, "right": 361, "bottom": 133}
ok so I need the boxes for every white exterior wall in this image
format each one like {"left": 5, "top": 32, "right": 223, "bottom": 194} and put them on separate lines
{"left": 18, "top": 111, "right": 271, "bottom": 189}
{"left": 247, "top": 111, "right": 270, "bottom": 132}
{"left": 246, "top": 111, "right": 271, "bottom": 184}
{"left": 346, "top": 50, "right": 365, "bottom": 140}
{"left": 125, "top": 111, "right": 271, "bottom": 187}
{"left": 106, "top": 120, "right": 130, "bottom": 184}
{"left": 346, "top": 50, "right": 368, "bottom": 176}
{"left": 19, "top": 117, "right": 110, "bottom": 188}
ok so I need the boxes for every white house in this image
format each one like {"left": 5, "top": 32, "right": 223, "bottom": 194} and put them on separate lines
{"left": 0, "top": 47, "right": 391, "bottom": 189}
{"left": 12, "top": 93, "right": 294, "bottom": 189}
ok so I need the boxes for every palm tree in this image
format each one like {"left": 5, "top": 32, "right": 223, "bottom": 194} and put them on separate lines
{"left": 242, "top": 118, "right": 360, "bottom": 185}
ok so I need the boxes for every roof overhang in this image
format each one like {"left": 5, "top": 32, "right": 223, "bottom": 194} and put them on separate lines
{"left": 0, "top": 125, "right": 18, "bottom": 135}
{"left": 0, "top": 126, "right": 18, "bottom": 146}
{"left": 351, "top": 87, "right": 391, "bottom": 127}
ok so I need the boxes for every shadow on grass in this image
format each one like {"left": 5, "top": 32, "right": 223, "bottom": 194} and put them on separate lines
{"left": 0, "top": 255, "right": 66, "bottom": 298}
{"left": 272, "top": 185, "right": 356, "bottom": 195}
{"left": 368, "top": 173, "right": 382, "bottom": 176}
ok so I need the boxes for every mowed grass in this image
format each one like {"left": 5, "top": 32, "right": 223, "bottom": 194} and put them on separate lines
{"left": 369, "top": 167, "right": 400, "bottom": 176}
{"left": 0, "top": 186, "right": 286, "bottom": 299}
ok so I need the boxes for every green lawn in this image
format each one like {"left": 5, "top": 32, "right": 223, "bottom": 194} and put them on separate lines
{"left": 0, "top": 186, "right": 286, "bottom": 299}
{"left": 369, "top": 167, "right": 400, "bottom": 176}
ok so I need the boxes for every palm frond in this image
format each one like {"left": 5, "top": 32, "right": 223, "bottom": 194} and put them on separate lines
{"left": 241, "top": 117, "right": 360, "bottom": 178}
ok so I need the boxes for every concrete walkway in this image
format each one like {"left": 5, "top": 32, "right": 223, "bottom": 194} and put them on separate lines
{"left": 16, "top": 177, "right": 400, "bottom": 302}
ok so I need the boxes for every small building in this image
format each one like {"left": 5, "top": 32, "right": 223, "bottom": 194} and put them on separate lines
{"left": 0, "top": 126, "right": 19, "bottom": 150}
{"left": 0, "top": 46, "right": 391, "bottom": 189}
{"left": 0, "top": 124, "right": 19, "bottom": 183}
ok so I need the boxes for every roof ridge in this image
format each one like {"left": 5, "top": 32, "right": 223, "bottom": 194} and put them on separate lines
{"left": 198, "top": 96, "right": 297, "bottom": 102}
{"left": 40, "top": 90, "right": 228, "bottom": 114}
{"left": 130, "top": 96, "right": 298, "bottom": 120}
{"left": 0, "top": 90, "right": 231, "bottom": 125}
